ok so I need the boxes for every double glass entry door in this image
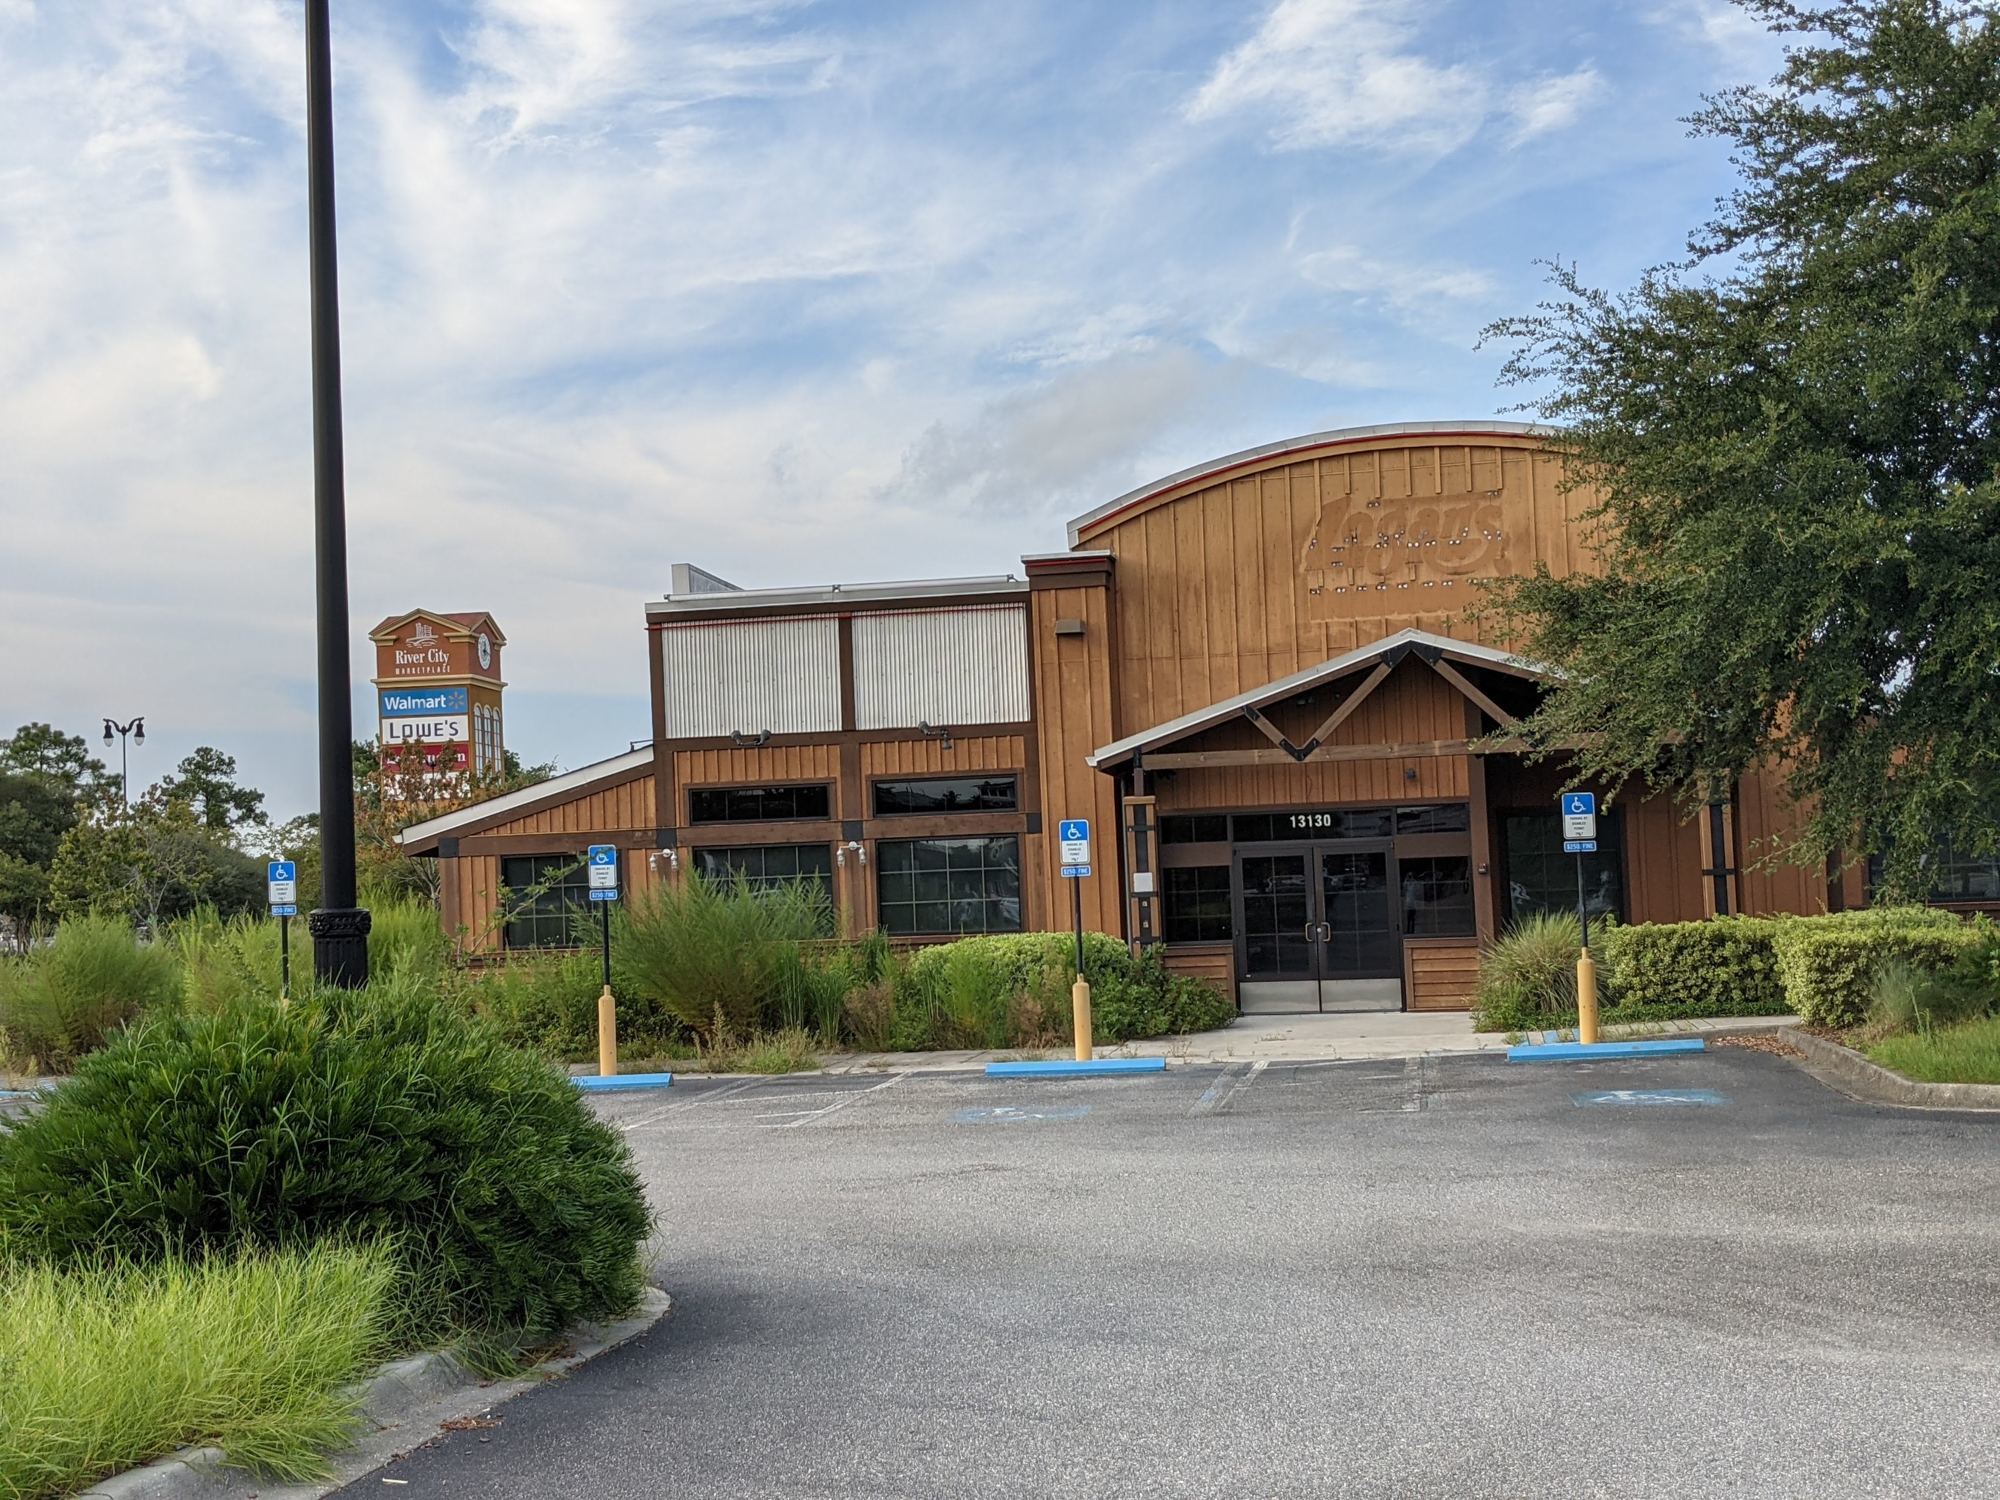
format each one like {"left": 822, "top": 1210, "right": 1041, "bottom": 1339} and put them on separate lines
{"left": 1236, "top": 843, "right": 1402, "bottom": 1013}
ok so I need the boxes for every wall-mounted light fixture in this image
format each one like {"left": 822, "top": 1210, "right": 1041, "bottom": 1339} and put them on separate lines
{"left": 917, "top": 721, "right": 954, "bottom": 752}
{"left": 836, "top": 840, "right": 868, "bottom": 868}
{"left": 729, "top": 729, "right": 773, "bottom": 748}
{"left": 647, "top": 849, "right": 680, "bottom": 873}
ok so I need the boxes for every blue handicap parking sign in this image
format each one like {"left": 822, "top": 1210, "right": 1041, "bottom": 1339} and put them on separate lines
{"left": 1059, "top": 819, "right": 1089, "bottom": 843}
{"left": 1563, "top": 792, "right": 1595, "bottom": 817}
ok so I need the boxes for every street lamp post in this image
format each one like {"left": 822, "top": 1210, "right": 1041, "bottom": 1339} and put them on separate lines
{"left": 302, "top": 0, "right": 369, "bottom": 987}
{"left": 101, "top": 717, "right": 145, "bottom": 817}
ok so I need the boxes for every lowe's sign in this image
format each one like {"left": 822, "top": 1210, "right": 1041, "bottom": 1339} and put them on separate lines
{"left": 380, "top": 687, "right": 468, "bottom": 717}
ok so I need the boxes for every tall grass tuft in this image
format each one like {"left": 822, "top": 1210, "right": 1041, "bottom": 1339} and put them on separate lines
{"left": 1474, "top": 911, "right": 1586, "bottom": 1031}
{"left": 0, "top": 913, "right": 183, "bottom": 1070}
{"left": 364, "top": 894, "right": 455, "bottom": 983}
{"left": 612, "top": 874, "right": 828, "bottom": 1037}
{"left": 1868, "top": 955, "right": 1997, "bottom": 1035}
{"left": 0, "top": 1242, "right": 395, "bottom": 1496}
{"left": 168, "top": 906, "right": 286, "bottom": 1013}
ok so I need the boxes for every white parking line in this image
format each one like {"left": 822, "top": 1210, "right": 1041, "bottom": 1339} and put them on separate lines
{"left": 1191, "top": 1059, "right": 1267, "bottom": 1116}
{"left": 772, "top": 1071, "right": 909, "bottom": 1129}
{"left": 616, "top": 1076, "right": 763, "bottom": 1133}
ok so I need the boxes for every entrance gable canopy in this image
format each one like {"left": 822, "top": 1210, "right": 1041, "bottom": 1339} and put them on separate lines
{"left": 1087, "top": 628, "right": 1547, "bottom": 771}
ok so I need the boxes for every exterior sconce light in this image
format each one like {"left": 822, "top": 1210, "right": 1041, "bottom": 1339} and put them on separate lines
{"left": 729, "top": 729, "right": 773, "bottom": 748}
{"left": 837, "top": 841, "right": 867, "bottom": 867}
{"left": 917, "top": 721, "right": 954, "bottom": 751}
{"left": 647, "top": 849, "right": 680, "bottom": 873}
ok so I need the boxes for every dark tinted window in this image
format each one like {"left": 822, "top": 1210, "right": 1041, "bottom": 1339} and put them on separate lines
{"left": 1396, "top": 804, "right": 1471, "bottom": 835}
{"left": 872, "top": 777, "right": 1018, "bottom": 816}
{"left": 875, "top": 837, "right": 1022, "bottom": 934}
{"left": 1503, "top": 810, "right": 1624, "bottom": 924}
{"left": 1867, "top": 845, "right": 2000, "bottom": 903}
{"left": 500, "top": 853, "right": 591, "bottom": 949}
{"left": 1163, "top": 866, "right": 1233, "bottom": 942}
{"left": 688, "top": 784, "right": 831, "bottom": 823}
{"left": 692, "top": 843, "right": 833, "bottom": 893}
{"left": 1161, "top": 815, "right": 1228, "bottom": 845}
{"left": 1399, "top": 856, "right": 1474, "bottom": 935}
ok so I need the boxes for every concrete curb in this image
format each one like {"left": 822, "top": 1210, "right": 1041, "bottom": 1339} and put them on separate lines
{"left": 1787, "top": 1028, "right": 2000, "bottom": 1112}
{"left": 79, "top": 1287, "right": 674, "bottom": 1499}
{"left": 1516, "top": 1015, "right": 1801, "bottom": 1047}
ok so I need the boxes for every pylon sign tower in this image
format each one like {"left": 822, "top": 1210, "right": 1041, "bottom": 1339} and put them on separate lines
{"left": 368, "top": 610, "right": 507, "bottom": 776}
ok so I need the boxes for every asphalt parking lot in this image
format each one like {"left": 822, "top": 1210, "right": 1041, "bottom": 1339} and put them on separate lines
{"left": 340, "top": 1048, "right": 2000, "bottom": 1499}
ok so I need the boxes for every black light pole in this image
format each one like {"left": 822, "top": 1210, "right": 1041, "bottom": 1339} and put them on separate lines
{"left": 101, "top": 717, "right": 145, "bottom": 817}
{"left": 303, "top": 0, "right": 369, "bottom": 987}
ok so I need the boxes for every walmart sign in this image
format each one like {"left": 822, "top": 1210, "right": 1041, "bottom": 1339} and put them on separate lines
{"left": 380, "top": 687, "right": 468, "bottom": 717}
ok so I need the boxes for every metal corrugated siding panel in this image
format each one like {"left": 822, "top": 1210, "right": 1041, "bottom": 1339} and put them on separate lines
{"left": 659, "top": 617, "right": 841, "bottom": 737}
{"left": 851, "top": 607, "right": 1029, "bottom": 730}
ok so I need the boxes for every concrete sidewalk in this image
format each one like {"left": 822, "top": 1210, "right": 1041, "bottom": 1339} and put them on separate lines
{"left": 804, "top": 1010, "right": 1797, "bottom": 1075}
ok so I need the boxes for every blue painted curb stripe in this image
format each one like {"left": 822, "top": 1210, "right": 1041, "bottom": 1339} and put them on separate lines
{"left": 1507, "top": 1039, "right": 1707, "bottom": 1062}
{"left": 985, "top": 1058, "right": 1168, "bottom": 1078}
{"left": 571, "top": 1072, "right": 675, "bottom": 1092}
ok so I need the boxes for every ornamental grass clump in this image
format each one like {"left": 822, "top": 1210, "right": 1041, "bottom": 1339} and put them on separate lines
{"left": 611, "top": 873, "right": 827, "bottom": 1038}
{"left": 0, "top": 979, "right": 651, "bottom": 1353}
{"left": 0, "top": 912, "right": 182, "bottom": 1070}
{"left": 0, "top": 1243, "right": 395, "bottom": 1498}
{"left": 1474, "top": 911, "right": 1584, "bottom": 1032}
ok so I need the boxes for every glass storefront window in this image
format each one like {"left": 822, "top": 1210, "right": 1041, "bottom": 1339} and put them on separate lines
{"left": 1163, "top": 866, "right": 1233, "bottom": 942}
{"left": 1399, "top": 856, "right": 1474, "bottom": 935}
{"left": 872, "top": 777, "right": 1019, "bottom": 815}
{"left": 500, "top": 853, "right": 591, "bottom": 949}
{"left": 875, "top": 836, "right": 1022, "bottom": 935}
{"left": 1502, "top": 810, "right": 1624, "bottom": 924}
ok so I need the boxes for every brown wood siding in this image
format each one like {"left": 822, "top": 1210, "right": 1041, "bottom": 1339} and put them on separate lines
{"left": 444, "top": 853, "right": 503, "bottom": 955}
{"left": 860, "top": 735, "right": 1026, "bottom": 779}
{"left": 1735, "top": 767, "right": 1833, "bottom": 916}
{"left": 473, "top": 774, "right": 656, "bottom": 840}
{"left": 674, "top": 744, "right": 844, "bottom": 814}
{"left": 1404, "top": 937, "right": 1480, "bottom": 1011}
{"left": 1623, "top": 791, "right": 1707, "bottom": 925}
{"left": 1147, "top": 663, "right": 1471, "bottom": 810}
{"left": 1030, "top": 581, "right": 1123, "bottom": 936}
{"left": 1082, "top": 436, "right": 1602, "bottom": 737}
{"left": 1161, "top": 943, "right": 1236, "bottom": 1008}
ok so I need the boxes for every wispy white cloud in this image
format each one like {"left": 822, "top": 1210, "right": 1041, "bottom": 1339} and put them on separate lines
{"left": 1185, "top": 0, "right": 1487, "bottom": 155}
{"left": 1506, "top": 65, "right": 1606, "bottom": 143}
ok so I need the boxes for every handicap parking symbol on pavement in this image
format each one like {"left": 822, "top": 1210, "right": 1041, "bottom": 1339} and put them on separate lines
{"left": 1572, "top": 1089, "right": 1728, "bottom": 1107}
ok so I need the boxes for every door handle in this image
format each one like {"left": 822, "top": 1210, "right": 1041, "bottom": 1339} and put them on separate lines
{"left": 1304, "top": 921, "right": 1330, "bottom": 943}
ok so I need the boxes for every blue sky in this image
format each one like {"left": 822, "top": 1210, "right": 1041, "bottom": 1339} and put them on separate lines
{"left": 0, "top": 0, "right": 1783, "bottom": 823}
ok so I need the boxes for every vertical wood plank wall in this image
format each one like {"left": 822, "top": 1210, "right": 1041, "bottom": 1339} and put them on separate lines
{"left": 1030, "top": 579, "right": 1124, "bottom": 936}
{"left": 1080, "top": 438, "right": 1603, "bottom": 736}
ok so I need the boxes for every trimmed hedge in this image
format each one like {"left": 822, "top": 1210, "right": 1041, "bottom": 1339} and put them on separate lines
{"left": 1770, "top": 907, "right": 1980, "bottom": 1028}
{"left": 1597, "top": 916, "right": 1787, "bottom": 1017}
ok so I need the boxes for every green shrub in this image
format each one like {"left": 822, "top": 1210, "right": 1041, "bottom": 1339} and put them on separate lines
{"left": 0, "top": 1243, "right": 395, "bottom": 1496}
{"left": 1474, "top": 911, "right": 1585, "bottom": 1031}
{"left": 0, "top": 981, "right": 651, "bottom": 1350}
{"left": 898, "top": 933, "right": 1228, "bottom": 1047}
{"left": 1772, "top": 906, "right": 1980, "bottom": 1028}
{"left": 611, "top": 874, "right": 825, "bottom": 1037}
{"left": 466, "top": 949, "right": 611, "bottom": 1057}
{"left": 0, "top": 913, "right": 182, "bottom": 1069}
{"left": 1597, "top": 916, "right": 1787, "bottom": 1017}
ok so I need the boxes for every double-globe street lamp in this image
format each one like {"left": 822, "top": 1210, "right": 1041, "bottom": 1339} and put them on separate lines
{"left": 101, "top": 716, "right": 144, "bottom": 817}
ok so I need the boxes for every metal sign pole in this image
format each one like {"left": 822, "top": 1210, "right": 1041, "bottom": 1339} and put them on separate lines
{"left": 280, "top": 915, "right": 291, "bottom": 1004}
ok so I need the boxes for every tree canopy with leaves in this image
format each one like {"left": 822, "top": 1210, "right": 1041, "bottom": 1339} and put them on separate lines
{"left": 1482, "top": 0, "right": 2000, "bottom": 893}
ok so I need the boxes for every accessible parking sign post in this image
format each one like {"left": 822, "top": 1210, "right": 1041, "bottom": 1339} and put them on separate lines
{"left": 587, "top": 845, "right": 619, "bottom": 1076}
{"left": 1059, "top": 819, "right": 1093, "bottom": 1061}
{"left": 1559, "top": 792, "right": 1600, "bottom": 1044}
{"left": 267, "top": 860, "right": 298, "bottom": 1003}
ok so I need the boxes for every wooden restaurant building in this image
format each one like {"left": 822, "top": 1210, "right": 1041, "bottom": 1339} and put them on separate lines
{"left": 398, "top": 421, "right": 1878, "bottom": 1014}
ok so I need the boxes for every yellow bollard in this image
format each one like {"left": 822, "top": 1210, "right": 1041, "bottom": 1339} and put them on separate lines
{"left": 1576, "top": 947, "right": 1599, "bottom": 1045}
{"left": 1071, "top": 976, "right": 1094, "bottom": 1062}
{"left": 597, "top": 984, "right": 618, "bottom": 1077}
